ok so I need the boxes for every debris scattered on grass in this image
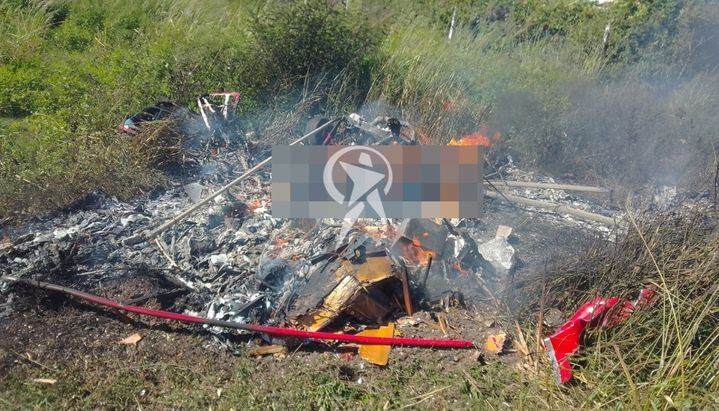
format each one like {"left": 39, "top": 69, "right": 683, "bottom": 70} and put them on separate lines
{"left": 4, "top": 277, "right": 476, "bottom": 349}
{"left": 31, "top": 378, "right": 57, "bottom": 385}
{"left": 477, "top": 226, "right": 516, "bottom": 276}
{"left": 0, "top": 107, "right": 659, "bottom": 382}
{"left": 119, "top": 333, "right": 143, "bottom": 345}
{"left": 543, "top": 288, "right": 654, "bottom": 384}
{"left": 249, "top": 344, "right": 287, "bottom": 357}
{"left": 357, "top": 323, "right": 396, "bottom": 366}
{"left": 484, "top": 332, "right": 507, "bottom": 354}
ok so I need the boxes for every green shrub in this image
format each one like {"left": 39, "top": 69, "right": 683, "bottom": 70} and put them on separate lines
{"left": 249, "top": 0, "right": 380, "bottom": 108}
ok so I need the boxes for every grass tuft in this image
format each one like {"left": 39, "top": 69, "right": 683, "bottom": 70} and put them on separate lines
{"left": 515, "top": 207, "right": 719, "bottom": 408}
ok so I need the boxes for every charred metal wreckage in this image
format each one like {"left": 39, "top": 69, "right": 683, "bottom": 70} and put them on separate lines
{"left": 1, "top": 95, "right": 621, "bottom": 373}
{"left": 119, "top": 92, "right": 242, "bottom": 144}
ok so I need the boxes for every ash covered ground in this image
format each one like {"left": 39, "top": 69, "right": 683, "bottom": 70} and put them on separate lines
{"left": 5, "top": 140, "right": 707, "bottom": 408}
{"left": 1, "top": 146, "right": 618, "bottom": 349}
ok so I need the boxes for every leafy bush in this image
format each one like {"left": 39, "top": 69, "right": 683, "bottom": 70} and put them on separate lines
{"left": 249, "top": 0, "right": 379, "bottom": 109}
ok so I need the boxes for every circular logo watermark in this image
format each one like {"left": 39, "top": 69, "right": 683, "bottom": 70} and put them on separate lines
{"left": 322, "top": 146, "right": 393, "bottom": 218}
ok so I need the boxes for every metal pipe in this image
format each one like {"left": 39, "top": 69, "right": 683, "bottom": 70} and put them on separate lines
{"left": 485, "top": 181, "right": 610, "bottom": 193}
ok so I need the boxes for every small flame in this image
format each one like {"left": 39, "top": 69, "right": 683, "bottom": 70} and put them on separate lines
{"left": 452, "top": 260, "right": 470, "bottom": 276}
{"left": 448, "top": 127, "right": 500, "bottom": 148}
{"left": 406, "top": 237, "right": 435, "bottom": 267}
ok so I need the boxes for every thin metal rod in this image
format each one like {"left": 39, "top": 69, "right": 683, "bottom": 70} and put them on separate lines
{"left": 421, "top": 255, "right": 433, "bottom": 289}
{"left": 485, "top": 180, "right": 610, "bottom": 193}
{"left": 485, "top": 190, "right": 617, "bottom": 226}
{"left": 140, "top": 120, "right": 336, "bottom": 241}
{"left": 398, "top": 261, "right": 414, "bottom": 316}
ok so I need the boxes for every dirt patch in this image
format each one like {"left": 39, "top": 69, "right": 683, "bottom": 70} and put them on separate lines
{"left": 0, "top": 274, "right": 534, "bottom": 409}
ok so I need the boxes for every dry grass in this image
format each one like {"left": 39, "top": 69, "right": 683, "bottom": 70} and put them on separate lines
{"left": 0, "top": 132, "right": 161, "bottom": 220}
{"left": 128, "top": 121, "right": 188, "bottom": 169}
{"left": 515, "top": 207, "right": 719, "bottom": 408}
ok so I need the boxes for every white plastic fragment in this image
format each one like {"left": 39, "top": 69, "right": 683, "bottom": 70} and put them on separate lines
{"left": 120, "top": 214, "right": 148, "bottom": 227}
{"left": 477, "top": 226, "right": 516, "bottom": 275}
{"left": 183, "top": 183, "right": 205, "bottom": 203}
{"left": 209, "top": 254, "right": 229, "bottom": 266}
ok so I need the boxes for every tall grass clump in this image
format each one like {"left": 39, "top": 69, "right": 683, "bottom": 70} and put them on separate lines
{"left": 0, "top": 0, "right": 378, "bottom": 220}
{"left": 370, "top": 0, "right": 719, "bottom": 189}
{"left": 516, "top": 208, "right": 719, "bottom": 408}
{"left": 369, "top": 23, "right": 600, "bottom": 141}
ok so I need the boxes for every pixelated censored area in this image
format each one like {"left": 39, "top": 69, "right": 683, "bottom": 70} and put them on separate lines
{"left": 271, "top": 145, "right": 484, "bottom": 218}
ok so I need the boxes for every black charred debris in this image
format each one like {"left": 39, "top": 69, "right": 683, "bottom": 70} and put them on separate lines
{"left": 0, "top": 190, "right": 501, "bottom": 350}
{"left": 0, "top": 110, "right": 616, "bottom": 356}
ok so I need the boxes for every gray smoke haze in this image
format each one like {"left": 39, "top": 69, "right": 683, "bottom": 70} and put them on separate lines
{"left": 487, "top": 2, "right": 719, "bottom": 190}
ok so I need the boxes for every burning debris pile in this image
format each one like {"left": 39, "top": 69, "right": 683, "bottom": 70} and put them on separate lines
{"left": 281, "top": 217, "right": 495, "bottom": 334}
{"left": 0, "top": 110, "right": 629, "bottom": 371}
{"left": 0, "top": 192, "right": 499, "bottom": 363}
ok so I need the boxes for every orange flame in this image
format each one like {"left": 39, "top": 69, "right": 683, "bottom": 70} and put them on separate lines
{"left": 452, "top": 260, "right": 470, "bottom": 276}
{"left": 406, "top": 237, "right": 435, "bottom": 267}
{"left": 448, "top": 127, "right": 500, "bottom": 148}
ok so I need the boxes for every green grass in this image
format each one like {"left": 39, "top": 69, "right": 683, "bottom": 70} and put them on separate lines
{"left": 515, "top": 208, "right": 719, "bottom": 408}
{"left": 12, "top": 333, "right": 711, "bottom": 410}
{"left": 0, "top": 353, "right": 543, "bottom": 410}
{"left": 2, "top": 0, "right": 718, "bottom": 219}
{"left": 0, "top": 0, "right": 377, "bottom": 219}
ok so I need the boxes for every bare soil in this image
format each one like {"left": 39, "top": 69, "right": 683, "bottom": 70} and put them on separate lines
{"left": 0, "top": 275, "right": 531, "bottom": 409}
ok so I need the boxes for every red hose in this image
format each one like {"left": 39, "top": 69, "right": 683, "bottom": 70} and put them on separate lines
{"left": 12, "top": 278, "right": 475, "bottom": 349}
